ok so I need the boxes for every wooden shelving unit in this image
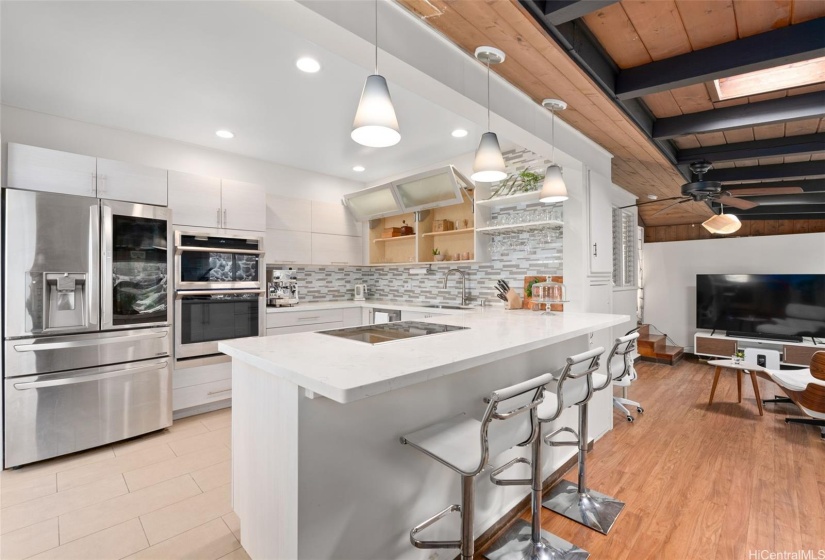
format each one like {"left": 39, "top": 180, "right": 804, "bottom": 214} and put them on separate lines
{"left": 475, "top": 191, "right": 541, "bottom": 208}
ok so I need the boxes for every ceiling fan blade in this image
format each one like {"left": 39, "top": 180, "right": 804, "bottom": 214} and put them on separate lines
{"left": 649, "top": 198, "right": 692, "bottom": 218}
{"left": 725, "top": 186, "right": 804, "bottom": 197}
{"left": 718, "top": 195, "right": 759, "bottom": 210}
{"left": 619, "top": 196, "right": 687, "bottom": 209}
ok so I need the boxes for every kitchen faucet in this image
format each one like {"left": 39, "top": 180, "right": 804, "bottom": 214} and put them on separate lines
{"left": 443, "top": 269, "right": 470, "bottom": 306}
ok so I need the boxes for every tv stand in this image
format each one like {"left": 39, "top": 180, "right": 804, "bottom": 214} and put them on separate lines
{"left": 695, "top": 331, "right": 821, "bottom": 367}
{"left": 725, "top": 330, "right": 803, "bottom": 344}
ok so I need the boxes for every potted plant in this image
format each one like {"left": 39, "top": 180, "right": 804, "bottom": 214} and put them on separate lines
{"left": 489, "top": 169, "right": 545, "bottom": 199}
{"left": 433, "top": 248, "right": 445, "bottom": 261}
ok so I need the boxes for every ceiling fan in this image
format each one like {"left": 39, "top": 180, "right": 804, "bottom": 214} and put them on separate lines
{"left": 621, "top": 161, "right": 804, "bottom": 218}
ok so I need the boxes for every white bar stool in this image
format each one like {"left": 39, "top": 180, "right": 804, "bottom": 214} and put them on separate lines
{"left": 542, "top": 345, "right": 626, "bottom": 535}
{"left": 400, "top": 373, "right": 553, "bottom": 560}
{"left": 608, "top": 332, "right": 643, "bottom": 422}
{"left": 484, "top": 347, "right": 604, "bottom": 560}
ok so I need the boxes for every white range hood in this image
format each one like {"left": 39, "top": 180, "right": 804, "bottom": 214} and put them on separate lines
{"left": 343, "top": 165, "right": 474, "bottom": 221}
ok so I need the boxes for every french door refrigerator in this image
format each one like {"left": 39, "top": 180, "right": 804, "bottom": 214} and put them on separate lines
{"left": 3, "top": 189, "right": 173, "bottom": 468}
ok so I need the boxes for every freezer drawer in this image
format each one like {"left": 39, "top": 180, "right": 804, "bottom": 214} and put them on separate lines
{"left": 4, "top": 328, "right": 171, "bottom": 378}
{"left": 4, "top": 358, "right": 172, "bottom": 468}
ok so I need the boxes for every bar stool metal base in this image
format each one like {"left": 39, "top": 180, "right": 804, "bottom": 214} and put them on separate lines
{"left": 542, "top": 480, "right": 625, "bottom": 535}
{"left": 484, "top": 519, "right": 589, "bottom": 560}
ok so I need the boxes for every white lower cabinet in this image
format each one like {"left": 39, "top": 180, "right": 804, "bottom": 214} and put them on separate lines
{"left": 265, "top": 307, "right": 362, "bottom": 335}
{"left": 401, "top": 310, "right": 443, "bottom": 321}
{"left": 311, "top": 233, "right": 362, "bottom": 266}
{"left": 342, "top": 308, "right": 362, "bottom": 327}
{"left": 266, "top": 322, "right": 343, "bottom": 336}
{"left": 172, "top": 361, "right": 232, "bottom": 412}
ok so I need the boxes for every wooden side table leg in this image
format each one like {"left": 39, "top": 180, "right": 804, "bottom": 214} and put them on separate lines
{"left": 709, "top": 366, "right": 722, "bottom": 406}
{"left": 749, "top": 371, "right": 764, "bottom": 416}
{"left": 737, "top": 369, "right": 742, "bottom": 403}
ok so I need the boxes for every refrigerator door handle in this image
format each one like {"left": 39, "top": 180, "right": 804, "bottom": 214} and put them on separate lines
{"left": 88, "top": 203, "right": 100, "bottom": 327}
{"left": 13, "top": 360, "right": 168, "bottom": 390}
{"left": 13, "top": 329, "right": 169, "bottom": 352}
{"left": 101, "top": 203, "right": 113, "bottom": 329}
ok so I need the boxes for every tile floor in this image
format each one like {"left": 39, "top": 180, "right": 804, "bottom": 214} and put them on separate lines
{"left": 0, "top": 408, "right": 249, "bottom": 560}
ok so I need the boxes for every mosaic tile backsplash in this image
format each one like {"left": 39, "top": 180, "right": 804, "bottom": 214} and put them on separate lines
{"left": 273, "top": 148, "right": 563, "bottom": 305}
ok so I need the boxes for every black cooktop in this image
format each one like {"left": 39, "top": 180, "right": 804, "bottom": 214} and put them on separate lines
{"left": 319, "top": 321, "right": 468, "bottom": 345}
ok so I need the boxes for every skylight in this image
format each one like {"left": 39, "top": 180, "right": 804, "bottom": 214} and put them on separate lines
{"left": 713, "top": 56, "right": 825, "bottom": 101}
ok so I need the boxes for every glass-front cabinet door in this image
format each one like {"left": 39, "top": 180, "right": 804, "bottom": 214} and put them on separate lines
{"left": 102, "top": 201, "right": 172, "bottom": 330}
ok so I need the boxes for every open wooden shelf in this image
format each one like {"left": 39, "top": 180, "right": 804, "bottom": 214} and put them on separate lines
{"left": 421, "top": 228, "right": 475, "bottom": 238}
{"left": 475, "top": 191, "right": 541, "bottom": 207}
{"left": 373, "top": 235, "right": 415, "bottom": 244}
{"left": 476, "top": 220, "right": 563, "bottom": 235}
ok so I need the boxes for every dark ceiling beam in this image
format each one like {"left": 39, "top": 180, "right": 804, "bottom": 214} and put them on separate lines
{"left": 542, "top": 0, "right": 622, "bottom": 26}
{"left": 703, "top": 161, "right": 825, "bottom": 182}
{"left": 615, "top": 19, "right": 825, "bottom": 100}
{"left": 518, "top": 0, "right": 682, "bottom": 171}
{"left": 677, "top": 133, "right": 825, "bottom": 164}
{"left": 727, "top": 179, "right": 825, "bottom": 193}
{"left": 653, "top": 91, "right": 825, "bottom": 139}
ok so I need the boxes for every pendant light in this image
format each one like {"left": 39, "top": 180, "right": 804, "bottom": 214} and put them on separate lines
{"left": 539, "top": 99, "right": 569, "bottom": 203}
{"left": 471, "top": 46, "right": 507, "bottom": 183}
{"left": 351, "top": 0, "right": 400, "bottom": 148}
{"left": 702, "top": 204, "right": 741, "bottom": 234}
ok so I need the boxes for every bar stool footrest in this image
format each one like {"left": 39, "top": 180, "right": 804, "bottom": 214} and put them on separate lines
{"left": 490, "top": 457, "right": 532, "bottom": 486}
{"left": 410, "top": 504, "right": 462, "bottom": 550}
{"left": 544, "top": 426, "right": 580, "bottom": 447}
{"left": 484, "top": 518, "right": 590, "bottom": 560}
{"left": 542, "top": 480, "right": 625, "bottom": 535}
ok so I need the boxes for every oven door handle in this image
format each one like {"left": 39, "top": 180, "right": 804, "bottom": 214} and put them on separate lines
{"left": 13, "top": 360, "right": 169, "bottom": 390}
{"left": 175, "top": 246, "right": 264, "bottom": 255}
{"left": 176, "top": 289, "right": 264, "bottom": 298}
{"left": 13, "top": 330, "right": 169, "bottom": 352}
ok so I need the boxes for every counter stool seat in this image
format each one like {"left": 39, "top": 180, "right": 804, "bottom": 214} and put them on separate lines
{"left": 401, "top": 373, "right": 553, "bottom": 560}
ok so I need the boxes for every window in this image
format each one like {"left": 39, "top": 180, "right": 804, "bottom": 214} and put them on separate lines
{"left": 612, "top": 207, "right": 636, "bottom": 287}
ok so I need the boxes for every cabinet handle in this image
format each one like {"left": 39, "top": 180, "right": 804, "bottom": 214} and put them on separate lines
{"left": 331, "top": 261, "right": 349, "bottom": 265}
{"left": 91, "top": 173, "right": 96, "bottom": 195}
{"left": 207, "top": 388, "right": 232, "bottom": 396}
{"left": 217, "top": 209, "right": 221, "bottom": 227}
{"left": 224, "top": 209, "right": 228, "bottom": 227}
{"left": 297, "top": 316, "right": 321, "bottom": 321}
{"left": 593, "top": 243, "right": 597, "bottom": 257}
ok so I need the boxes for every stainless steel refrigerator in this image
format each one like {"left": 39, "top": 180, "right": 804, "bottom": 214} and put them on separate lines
{"left": 3, "top": 189, "right": 173, "bottom": 468}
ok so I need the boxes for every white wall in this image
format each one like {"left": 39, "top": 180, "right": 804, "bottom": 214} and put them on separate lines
{"left": 1, "top": 105, "right": 365, "bottom": 203}
{"left": 643, "top": 233, "right": 825, "bottom": 351}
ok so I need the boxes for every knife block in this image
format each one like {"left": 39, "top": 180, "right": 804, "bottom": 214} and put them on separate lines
{"left": 505, "top": 289, "right": 522, "bottom": 310}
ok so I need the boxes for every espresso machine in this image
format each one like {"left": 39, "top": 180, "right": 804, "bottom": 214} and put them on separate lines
{"left": 267, "top": 268, "right": 299, "bottom": 307}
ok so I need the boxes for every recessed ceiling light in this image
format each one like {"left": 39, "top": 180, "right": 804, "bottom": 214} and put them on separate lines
{"left": 451, "top": 129, "right": 469, "bottom": 138}
{"left": 296, "top": 57, "right": 321, "bottom": 73}
{"left": 352, "top": 165, "right": 366, "bottom": 172}
{"left": 215, "top": 130, "right": 234, "bottom": 139}
{"left": 714, "top": 55, "right": 825, "bottom": 101}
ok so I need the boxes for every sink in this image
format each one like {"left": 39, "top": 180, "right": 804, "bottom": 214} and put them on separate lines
{"left": 422, "top": 304, "right": 472, "bottom": 310}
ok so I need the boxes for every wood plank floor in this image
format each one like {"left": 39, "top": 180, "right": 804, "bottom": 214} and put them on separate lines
{"left": 2, "top": 358, "right": 822, "bottom": 559}
{"left": 480, "top": 357, "right": 825, "bottom": 560}
{"left": 0, "top": 408, "right": 248, "bottom": 560}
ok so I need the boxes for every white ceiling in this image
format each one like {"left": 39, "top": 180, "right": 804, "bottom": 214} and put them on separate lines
{"left": 0, "top": 1, "right": 484, "bottom": 183}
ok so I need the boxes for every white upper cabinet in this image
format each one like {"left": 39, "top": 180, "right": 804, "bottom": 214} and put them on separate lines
{"left": 221, "top": 179, "right": 266, "bottom": 232}
{"left": 168, "top": 171, "right": 222, "bottom": 228}
{"left": 311, "top": 200, "right": 362, "bottom": 237}
{"left": 267, "top": 196, "right": 311, "bottom": 232}
{"left": 7, "top": 143, "right": 97, "bottom": 197}
{"left": 310, "top": 233, "right": 362, "bottom": 266}
{"left": 587, "top": 170, "right": 613, "bottom": 275}
{"left": 265, "top": 230, "right": 312, "bottom": 265}
{"left": 96, "top": 157, "right": 167, "bottom": 206}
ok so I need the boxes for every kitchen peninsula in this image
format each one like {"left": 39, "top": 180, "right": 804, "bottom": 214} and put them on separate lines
{"left": 219, "top": 307, "right": 627, "bottom": 560}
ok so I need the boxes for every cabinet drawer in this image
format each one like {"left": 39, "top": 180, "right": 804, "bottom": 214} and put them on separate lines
{"left": 783, "top": 345, "right": 820, "bottom": 367}
{"left": 266, "top": 309, "right": 344, "bottom": 328}
{"left": 266, "top": 321, "right": 344, "bottom": 336}
{"left": 695, "top": 336, "right": 737, "bottom": 357}
{"left": 173, "top": 378, "right": 231, "bottom": 411}
{"left": 173, "top": 361, "right": 231, "bottom": 389}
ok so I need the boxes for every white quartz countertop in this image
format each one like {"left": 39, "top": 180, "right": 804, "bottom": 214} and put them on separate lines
{"left": 220, "top": 308, "right": 628, "bottom": 404}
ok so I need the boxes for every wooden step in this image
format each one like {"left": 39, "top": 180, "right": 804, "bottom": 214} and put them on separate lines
{"left": 639, "top": 344, "right": 685, "bottom": 366}
{"left": 638, "top": 334, "right": 666, "bottom": 355}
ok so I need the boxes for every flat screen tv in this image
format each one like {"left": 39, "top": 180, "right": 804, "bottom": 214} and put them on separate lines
{"left": 696, "top": 274, "right": 825, "bottom": 342}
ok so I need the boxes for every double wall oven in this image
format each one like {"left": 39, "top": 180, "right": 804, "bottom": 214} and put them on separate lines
{"left": 3, "top": 190, "right": 173, "bottom": 468}
{"left": 174, "top": 231, "right": 265, "bottom": 363}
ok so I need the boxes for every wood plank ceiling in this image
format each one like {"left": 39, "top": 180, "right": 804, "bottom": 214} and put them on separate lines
{"left": 396, "top": 0, "right": 825, "bottom": 232}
